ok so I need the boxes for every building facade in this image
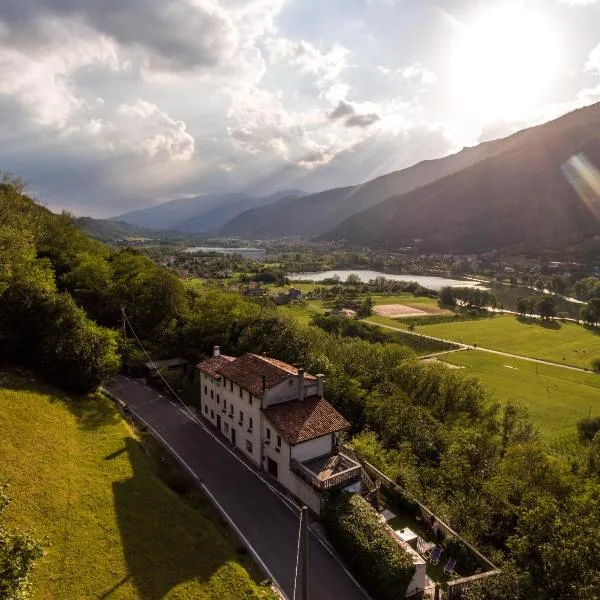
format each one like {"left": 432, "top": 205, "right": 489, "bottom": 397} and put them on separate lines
{"left": 198, "top": 348, "right": 363, "bottom": 513}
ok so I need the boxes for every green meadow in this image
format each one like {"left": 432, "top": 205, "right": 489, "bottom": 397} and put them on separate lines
{"left": 0, "top": 370, "right": 273, "bottom": 600}
{"left": 416, "top": 315, "right": 600, "bottom": 369}
{"left": 440, "top": 351, "right": 600, "bottom": 438}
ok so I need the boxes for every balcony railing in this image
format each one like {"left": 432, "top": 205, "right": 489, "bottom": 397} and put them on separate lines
{"left": 290, "top": 455, "right": 362, "bottom": 491}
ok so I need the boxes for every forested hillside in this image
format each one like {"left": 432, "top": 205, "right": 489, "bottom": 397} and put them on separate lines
{"left": 325, "top": 103, "right": 600, "bottom": 254}
{"left": 4, "top": 174, "right": 600, "bottom": 599}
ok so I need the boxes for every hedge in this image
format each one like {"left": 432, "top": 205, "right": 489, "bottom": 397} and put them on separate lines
{"left": 324, "top": 492, "right": 415, "bottom": 599}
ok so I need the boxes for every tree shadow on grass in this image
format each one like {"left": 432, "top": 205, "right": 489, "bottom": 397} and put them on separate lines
{"left": 0, "top": 368, "right": 121, "bottom": 431}
{"left": 583, "top": 324, "right": 600, "bottom": 337}
{"left": 516, "top": 316, "right": 561, "bottom": 330}
{"left": 111, "top": 437, "right": 260, "bottom": 600}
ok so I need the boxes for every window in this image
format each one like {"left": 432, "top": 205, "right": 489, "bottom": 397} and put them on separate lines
{"left": 239, "top": 410, "right": 244, "bottom": 423}
{"left": 210, "top": 390, "right": 214, "bottom": 399}
{"left": 204, "top": 404, "right": 208, "bottom": 414}
{"left": 216, "top": 394, "right": 220, "bottom": 404}
{"left": 229, "top": 405, "right": 234, "bottom": 417}
{"left": 249, "top": 396, "right": 253, "bottom": 406}
{"left": 224, "top": 399, "right": 227, "bottom": 410}
{"left": 239, "top": 387, "right": 243, "bottom": 398}
{"left": 288, "top": 379, "right": 293, "bottom": 387}
{"left": 277, "top": 435, "right": 282, "bottom": 448}
{"left": 246, "top": 440, "right": 253, "bottom": 453}
{"left": 224, "top": 423, "right": 229, "bottom": 434}
{"left": 210, "top": 410, "right": 214, "bottom": 419}
{"left": 230, "top": 381, "right": 233, "bottom": 392}
{"left": 266, "top": 427, "right": 271, "bottom": 440}
{"left": 204, "top": 385, "right": 207, "bottom": 394}
{"left": 249, "top": 417, "right": 253, "bottom": 431}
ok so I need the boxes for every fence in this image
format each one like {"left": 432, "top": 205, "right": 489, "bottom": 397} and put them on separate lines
{"left": 341, "top": 444, "right": 501, "bottom": 597}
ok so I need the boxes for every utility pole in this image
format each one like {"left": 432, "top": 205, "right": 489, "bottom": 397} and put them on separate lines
{"left": 300, "top": 506, "right": 308, "bottom": 600}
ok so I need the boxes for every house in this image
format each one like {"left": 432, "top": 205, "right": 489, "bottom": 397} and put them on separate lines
{"left": 198, "top": 348, "right": 364, "bottom": 513}
{"left": 242, "top": 283, "right": 268, "bottom": 296}
{"left": 288, "top": 286, "right": 303, "bottom": 299}
{"left": 330, "top": 308, "right": 357, "bottom": 319}
{"left": 143, "top": 357, "right": 188, "bottom": 378}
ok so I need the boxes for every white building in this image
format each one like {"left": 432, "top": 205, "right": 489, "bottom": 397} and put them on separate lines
{"left": 198, "top": 347, "right": 363, "bottom": 513}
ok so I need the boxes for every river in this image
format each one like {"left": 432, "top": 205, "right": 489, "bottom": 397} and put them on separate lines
{"left": 287, "top": 270, "right": 480, "bottom": 291}
{"left": 288, "top": 270, "right": 585, "bottom": 316}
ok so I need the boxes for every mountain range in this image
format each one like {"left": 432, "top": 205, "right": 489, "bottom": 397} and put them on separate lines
{"left": 111, "top": 190, "right": 304, "bottom": 232}
{"left": 108, "top": 102, "right": 600, "bottom": 255}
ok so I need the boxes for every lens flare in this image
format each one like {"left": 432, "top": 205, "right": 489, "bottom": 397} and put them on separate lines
{"left": 562, "top": 154, "right": 600, "bottom": 223}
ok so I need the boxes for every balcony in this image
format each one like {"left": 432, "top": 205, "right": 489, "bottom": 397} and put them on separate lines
{"left": 291, "top": 453, "right": 362, "bottom": 492}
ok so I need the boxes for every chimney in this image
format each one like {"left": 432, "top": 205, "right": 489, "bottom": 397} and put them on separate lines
{"left": 316, "top": 374, "right": 324, "bottom": 398}
{"left": 213, "top": 346, "right": 220, "bottom": 357}
{"left": 297, "top": 368, "right": 305, "bottom": 402}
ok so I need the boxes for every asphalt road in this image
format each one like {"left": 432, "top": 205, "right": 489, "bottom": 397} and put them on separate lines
{"left": 104, "top": 375, "right": 369, "bottom": 600}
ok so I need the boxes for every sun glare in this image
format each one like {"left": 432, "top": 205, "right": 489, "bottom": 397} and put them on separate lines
{"left": 451, "top": 4, "right": 560, "bottom": 122}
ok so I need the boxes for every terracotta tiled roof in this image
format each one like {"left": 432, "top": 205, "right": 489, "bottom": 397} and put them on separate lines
{"left": 197, "top": 355, "right": 235, "bottom": 378}
{"left": 216, "top": 353, "right": 314, "bottom": 398}
{"left": 262, "top": 396, "right": 350, "bottom": 445}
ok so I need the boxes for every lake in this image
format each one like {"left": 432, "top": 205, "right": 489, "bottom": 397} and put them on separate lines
{"left": 287, "top": 270, "right": 480, "bottom": 291}
{"left": 185, "top": 246, "right": 266, "bottom": 260}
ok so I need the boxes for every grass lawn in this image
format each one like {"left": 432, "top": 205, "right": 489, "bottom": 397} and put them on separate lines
{"left": 276, "top": 300, "right": 324, "bottom": 325}
{"left": 0, "top": 370, "right": 273, "bottom": 600}
{"left": 440, "top": 351, "right": 600, "bottom": 438}
{"left": 416, "top": 315, "right": 600, "bottom": 369}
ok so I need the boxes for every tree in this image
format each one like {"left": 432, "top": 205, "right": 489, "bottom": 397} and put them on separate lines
{"left": 535, "top": 296, "right": 557, "bottom": 320}
{"left": 516, "top": 297, "right": 532, "bottom": 316}
{"left": 357, "top": 295, "right": 374, "bottom": 317}
{"left": 0, "top": 485, "right": 44, "bottom": 600}
{"left": 581, "top": 298, "right": 600, "bottom": 326}
{"left": 592, "top": 358, "right": 600, "bottom": 374}
{"left": 439, "top": 286, "right": 455, "bottom": 307}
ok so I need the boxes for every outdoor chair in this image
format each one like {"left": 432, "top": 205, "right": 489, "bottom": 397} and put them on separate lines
{"left": 429, "top": 546, "right": 443, "bottom": 565}
{"left": 443, "top": 557, "right": 457, "bottom": 575}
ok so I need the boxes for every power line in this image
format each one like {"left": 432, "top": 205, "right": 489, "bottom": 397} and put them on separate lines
{"left": 119, "top": 307, "right": 302, "bottom": 510}
{"left": 121, "top": 307, "right": 307, "bottom": 597}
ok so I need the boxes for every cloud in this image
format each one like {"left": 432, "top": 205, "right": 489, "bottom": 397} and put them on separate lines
{"left": 586, "top": 43, "right": 600, "bottom": 71}
{"left": 0, "top": 20, "right": 122, "bottom": 127}
{"left": 1, "top": 0, "right": 239, "bottom": 73}
{"left": 345, "top": 113, "right": 381, "bottom": 128}
{"left": 328, "top": 101, "right": 355, "bottom": 120}
{"left": 265, "top": 37, "right": 349, "bottom": 84}
{"left": 378, "top": 62, "right": 436, "bottom": 86}
{"left": 112, "top": 100, "right": 195, "bottom": 160}
{"left": 558, "top": 0, "right": 599, "bottom": 5}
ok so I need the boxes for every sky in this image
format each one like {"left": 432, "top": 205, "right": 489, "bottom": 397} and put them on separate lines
{"left": 1, "top": 0, "right": 600, "bottom": 218}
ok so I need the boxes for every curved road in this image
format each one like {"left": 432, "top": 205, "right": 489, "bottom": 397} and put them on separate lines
{"left": 103, "top": 375, "right": 370, "bottom": 600}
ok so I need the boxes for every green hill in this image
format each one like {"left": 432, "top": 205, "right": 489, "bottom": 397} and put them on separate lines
{"left": 0, "top": 370, "right": 272, "bottom": 600}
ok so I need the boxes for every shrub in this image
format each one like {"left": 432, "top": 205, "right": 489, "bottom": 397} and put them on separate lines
{"left": 323, "top": 492, "right": 415, "bottom": 600}
{"left": 591, "top": 358, "right": 600, "bottom": 374}
{"left": 577, "top": 416, "right": 600, "bottom": 442}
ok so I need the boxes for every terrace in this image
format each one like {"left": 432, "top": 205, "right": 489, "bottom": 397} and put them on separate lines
{"left": 342, "top": 444, "right": 500, "bottom": 599}
{"left": 290, "top": 452, "right": 362, "bottom": 491}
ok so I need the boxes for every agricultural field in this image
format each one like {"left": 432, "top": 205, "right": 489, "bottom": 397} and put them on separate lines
{"left": 416, "top": 315, "right": 600, "bottom": 369}
{"left": 0, "top": 370, "right": 272, "bottom": 600}
{"left": 439, "top": 351, "right": 600, "bottom": 438}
